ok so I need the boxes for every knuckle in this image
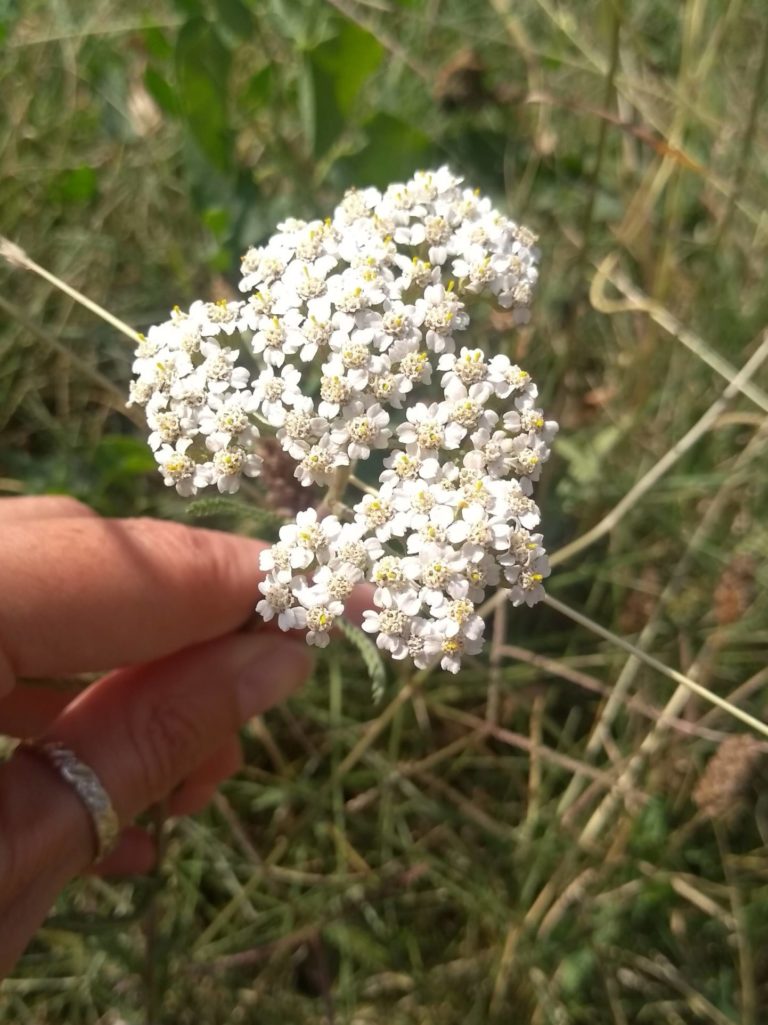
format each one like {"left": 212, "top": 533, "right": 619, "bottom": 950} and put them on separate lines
{"left": 132, "top": 518, "right": 237, "bottom": 594}
{"left": 176, "top": 524, "right": 238, "bottom": 592}
{"left": 127, "top": 696, "right": 208, "bottom": 804}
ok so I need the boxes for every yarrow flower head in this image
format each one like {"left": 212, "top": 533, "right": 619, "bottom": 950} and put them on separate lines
{"left": 131, "top": 168, "right": 557, "bottom": 672}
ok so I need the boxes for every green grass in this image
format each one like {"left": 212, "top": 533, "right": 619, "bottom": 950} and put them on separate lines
{"left": 2, "top": 0, "right": 768, "bottom": 1021}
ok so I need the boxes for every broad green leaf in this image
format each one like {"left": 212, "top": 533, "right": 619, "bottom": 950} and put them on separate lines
{"left": 0, "top": 0, "right": 20, "bottom": 44}
{"left": 141, "top": 25, "right": 173, "bottom": 60}
{"left": 307, "top": 20, "right": 384, "bottom": 156}
{"left": 171, "top": 0, "right": 204, "bottom": 15}
{"left": 213, "top": 0, "right": 254, "bottom": 40}
{"left": 202, "top": 206, "right": 231, "bottom": 239}
{"left": 339, "top": 112, "right": 432, "bottom": 187}
{"left": 175, "top": 17, "right": 233, "bottom": 172}
{"left": 305, "top": 56, "right": 342, "bottom": 158}
{"left": 313, "top": 21, "right": 383, "bottom": 115}
{"left": 144, "top": 67, "right": 179, "bottom": 116}
{"left": 92, "top": 435, "right": 156, "bottom": 483}
{"left": 242, "top": 65, "right": 273, "bottom": 108}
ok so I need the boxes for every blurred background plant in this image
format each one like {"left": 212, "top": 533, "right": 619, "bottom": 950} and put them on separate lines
{"left": 2, "top": 0, "right": 768, "bottom": 1022}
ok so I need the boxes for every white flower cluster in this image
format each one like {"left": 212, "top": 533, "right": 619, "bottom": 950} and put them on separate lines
{"left": 130, "top": 167, "right": 557, "bottom": 672}
{"left": 128, "top": 300, "right": 261, "bottom": 495}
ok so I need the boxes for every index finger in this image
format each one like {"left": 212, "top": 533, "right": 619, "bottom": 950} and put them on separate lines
{"left": 0, "top": 517, "right": 266, "bottom": 694}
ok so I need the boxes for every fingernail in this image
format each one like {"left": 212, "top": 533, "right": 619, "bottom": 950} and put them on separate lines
{"left": 234, "top": 633, "right": 313, "bottom": 719}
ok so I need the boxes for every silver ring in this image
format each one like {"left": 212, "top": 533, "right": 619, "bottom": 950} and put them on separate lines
{"left": 17, "top": 741, "right": 120, "bottom": 863}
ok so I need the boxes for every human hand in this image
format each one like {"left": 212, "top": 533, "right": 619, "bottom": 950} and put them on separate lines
{"left": 0, "top": 496, "right": 317, "bottom": 977}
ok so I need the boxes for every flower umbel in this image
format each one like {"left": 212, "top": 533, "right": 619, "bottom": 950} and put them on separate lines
{"left": 131, "top": 167, "right": 557, "bottom": 672}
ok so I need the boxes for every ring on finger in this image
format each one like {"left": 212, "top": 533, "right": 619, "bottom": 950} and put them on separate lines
{"left": 15, "top": 740, "right": 120, "bottom": 863}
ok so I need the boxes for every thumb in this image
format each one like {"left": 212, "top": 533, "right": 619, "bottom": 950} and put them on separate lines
{"left": 49, "top": 629, "right": 312, "bottom": 828}
{"left": 0, "top": 630, "right": 311, "bottom": 907}
{"left": 0, "top": 630, "right": 311, "bottom": 978}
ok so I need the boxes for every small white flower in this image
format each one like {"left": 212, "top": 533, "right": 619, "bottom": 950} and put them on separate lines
{"left": 446, "top": 503, "right": 510, "bottom": 560}
{"left": 199, "top": 342, "right": 250, "bottom": 393}
{"left": 211, "top": 446, "right": 262, "bottom": 494}
{"left": 403, "top": 542, "right": 468, "bottom": 606}
{"left": 133, "top": 346, "right": 194, "bottom": 396}
{"left": 396, "top": 401, "right": 465, "bottom": 452}
{"left": 394, "top": 349, "right": 433, "bottom": 391}
{"left": 259, "top": 541, "right": 295, "bottom": 583}
{"left": 296, "top": 586, "right": 344, "bottom": 647}
{"left": 241, "top": 288, "right": 276, "bottom": 328}
{"left": 439, "top": 347, "right": 489, "bottom": 390}
{"left": 507, "top": 435, "right": 549, "bottom": 481}
{"left": 380, "top": 447, "right": 439, "bottom": 489}
{"left": 362, "top": 607, "right": 426, "bottom": 659}
{"left": 189, "top": 298, "right": 244, "bottom": 337}
{"left": 415, "top": 284, "right": 469, "bottom": 353}
{"left": 330, "top": 521, "right": 384, "bottom": 567}
{"left": 294, "top": 436, "right": 347, "bottom": 487}
{"left": 331, "top": 400, "right": 391, "bottom": 460}
{"left": 354, "top": 493, "right": 396, "bottom": 541}
{"left": 156, "top": 439, "right": 210, "bottom": 497}
{"left": 251, "top": 309, "right": 305, "bottom": 367}
{"left": 256, "top": 574, "right": 304, "bottom": 630}
{"left": 506, "top": 566, "right": 549, "bottom": 607}
{"left": 253, "top": 364, "right": 302, "bottom": 426}
{"left": 198, "top": 392, "right": 259, "bottom": 452}
{"left": 336, "top": 185, "right": 382, "bottom": 226}
{"left": 240, "top": 245, "right": 291, "bottom": 293}
{"left": 277, "top": 396, "right": 328, "bottom": 460}
{"left": 432, "top": 596, "right": 484, "bottom": 640}
{"left": 324, "top": 340, "right": 385, "bottom": 393}
{"left": 422, "top": 624, "right": 483, "bottom": 674}
{"left": 272, "top": 255, "right": 337, "bottom": 318}
{"left": 358, "top": 300, "right": 422, "bottom": 353}
{"left": 313, "top": 564, "right": 360, "bottom": 602}
{"left": 147, "top": 408, "right": 189, "bottom": 451}
{"left": 298, "top": 314, "right": 334, "bottom": 362}
{"left": 279, "top": 508, "right": 342, "bottom": 569}
{"left": 444, "top": 382, "right": 497, "bottom": 442}
{"left": 488, "top": 355, "right": 534, "bottom": 399}
{"left": 392, "top": 254, "right": 441, "bottom": 293}
{"left": 464, "top": 554, "right": 501, "bottom": 602}
{"left": 464, "top": 428, "right": 514, "bottom": 478}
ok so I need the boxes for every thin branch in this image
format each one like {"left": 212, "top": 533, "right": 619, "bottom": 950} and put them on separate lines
{"left": 0, "top": 294, "right": 143, "bottom": 429}
{"left": 1, "top": 237, "right": 141, "bottom": 346}
{"left": 557, "top": 414, "right": 768, "bottom": 813}
{"left": 590, "top": 253, "right": 768, "bottom": 413}
{"left": 543, "top": 594, "right": 768, "bottom": 741}
{"left": 499, "top": 643, "right": 726, "bottom": 742}
{"left": 348, "top": 472, "right": 378, "bottom": 496}
{"left": 551, "top": 328, "right": 768, "bottom": 566}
